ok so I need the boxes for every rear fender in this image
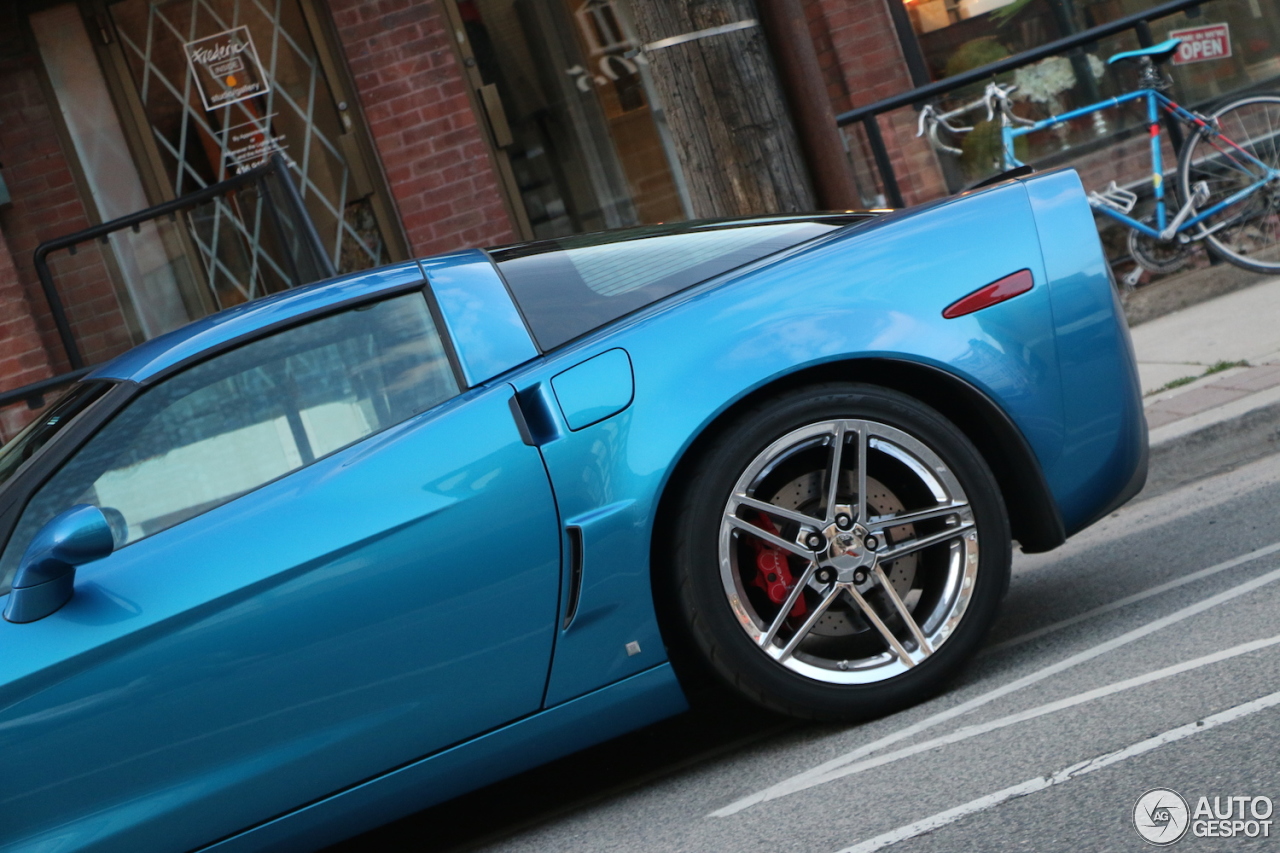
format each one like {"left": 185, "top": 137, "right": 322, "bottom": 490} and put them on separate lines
{"left": 1024, "top": 170, "right": 1147, "bottom": 534}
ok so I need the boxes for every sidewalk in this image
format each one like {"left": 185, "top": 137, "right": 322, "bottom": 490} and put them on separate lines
{"left": 1128, "top": 274, "right": 1280, "bottom": 495}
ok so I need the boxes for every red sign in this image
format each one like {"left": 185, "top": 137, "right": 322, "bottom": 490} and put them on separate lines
{"left": 1169, "top": 24, "right": 1232, "bottom": 65}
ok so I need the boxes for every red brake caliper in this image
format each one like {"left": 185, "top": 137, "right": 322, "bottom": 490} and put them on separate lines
{"left": 747, "top": 513, "right": 808, "bottom": 619}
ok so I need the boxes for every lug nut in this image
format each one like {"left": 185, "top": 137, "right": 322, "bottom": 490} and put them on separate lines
{"left": 835, "top": 513, "right": 852, "bottom": 529}
{"left": 816, "top": 567, "right": 834, "bottom": 583}
{"left": 806, "top": 533, "right": 824, "bottom": 549}
{"left": 853, "top": 570, "right": 867, "bottom": 584}
{"left": 865, "top": 535, "right": 879, "bottom": 551}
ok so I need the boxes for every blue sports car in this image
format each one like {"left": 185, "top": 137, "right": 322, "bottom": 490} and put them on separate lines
{"left": 0, "top": 168, "right": 1145, "bottom": 851}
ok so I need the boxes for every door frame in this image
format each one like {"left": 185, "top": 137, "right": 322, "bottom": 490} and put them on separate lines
{"left": 439, "top": 0, "right": 536, "bottom": 242}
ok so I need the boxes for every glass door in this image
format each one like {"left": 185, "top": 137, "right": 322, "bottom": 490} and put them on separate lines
{"left": 452, "top": 0, "right": 691, "bottom": 240}
{"left": 99, "top": 0, "right": 399, "bottom": 307}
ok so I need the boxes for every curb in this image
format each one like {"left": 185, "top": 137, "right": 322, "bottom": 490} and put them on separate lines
{"left": 1144, "top": 398, "right": 1280, "bottom": 500}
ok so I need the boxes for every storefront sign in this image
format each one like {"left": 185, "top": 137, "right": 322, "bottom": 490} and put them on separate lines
{"left": 224, "top": 120, "right": 290, "bottom": 175}
{"left": 185, "top": 27, "right": 271, "bottom": 111}
{"left": 566, "top": 0, "right": 647, "bottom": 111}
{"left": 1169, "top": 24, "right": 1232, "bottom": 65}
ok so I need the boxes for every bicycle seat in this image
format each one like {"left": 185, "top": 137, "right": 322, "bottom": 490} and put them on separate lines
{"left": 1107, "top": 38, "right": 1181, "bottom": 65}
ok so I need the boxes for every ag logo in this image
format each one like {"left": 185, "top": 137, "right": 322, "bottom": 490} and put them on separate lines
{"left": 1134, "top": 788, "right": 1191, "bottom": 845}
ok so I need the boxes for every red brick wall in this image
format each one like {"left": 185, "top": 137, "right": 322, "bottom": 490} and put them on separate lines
{"left": 0, "top": 227, "right": 52, "bottom": 440}
{"left": 0, "top": 228, "right": 49, "bottom": 389}
{"left": 1068, "top": 132, "right": 1179, "bottom": 199}
{"left": 806, "top": 0, "right": 853, "bottom": 114}
{"left": 0, "top": 52, "right": 61, "bottom": 439}
{"left": 0, "top": 56, "right": 131, "bottom": 386}
{"left": 329, "top": 0, "right": 516, "bottom": 255}
{"left": 806, "top": 0, "right": 949, "bottom": 206}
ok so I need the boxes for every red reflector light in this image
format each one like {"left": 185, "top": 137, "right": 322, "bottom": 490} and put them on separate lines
{"left": 942, "top": 269, "right": 1034, "bottom": 319}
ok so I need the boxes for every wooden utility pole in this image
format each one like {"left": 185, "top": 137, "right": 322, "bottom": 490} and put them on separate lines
{"left": 755, "top": 0, "right": 862, "bottom": 210}
{"left": 629, "top": 0, "right": 816, "bottom": 217}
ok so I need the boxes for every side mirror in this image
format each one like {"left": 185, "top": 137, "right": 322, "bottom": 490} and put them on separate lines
{"left": 4, "top": 504, "right": 114, "bottom": 623}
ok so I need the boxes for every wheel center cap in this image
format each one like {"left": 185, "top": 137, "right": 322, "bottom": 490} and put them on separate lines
{"left": 822, "top": 522, "right": 875, "bottom": 577}
{"left": 834, "top": 532, "right": 859, "bottom": 556}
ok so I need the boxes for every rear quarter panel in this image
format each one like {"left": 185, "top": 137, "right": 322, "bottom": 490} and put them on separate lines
{"left": 1024, "top": 170, "right": 1146, "bottom": 532}
{"left": 524, "top": 178, "right": 1096, "bottom": 703}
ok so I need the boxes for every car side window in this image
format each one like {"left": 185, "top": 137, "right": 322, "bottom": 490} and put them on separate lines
{"left": 0, "top": 292, "right": 458, "bottom": 593}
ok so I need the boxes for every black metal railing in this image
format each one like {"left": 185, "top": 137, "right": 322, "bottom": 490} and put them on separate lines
{"left": 2, "top": 153, "right": 335, "bottom": 427}
{"left": 837, "top": 0, "right": 1211, "bottom": 207}
{"left": 0, "top": 369, "right": 91, "bottom": 415}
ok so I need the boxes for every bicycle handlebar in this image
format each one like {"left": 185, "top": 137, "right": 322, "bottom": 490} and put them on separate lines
{"left": 916, "top": 83, "right": 1034, "bottom": 155}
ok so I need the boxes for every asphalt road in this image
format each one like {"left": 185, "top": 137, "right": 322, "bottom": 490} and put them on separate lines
{"left": 332, "top": 452, "right": 1280, "bottom": 853}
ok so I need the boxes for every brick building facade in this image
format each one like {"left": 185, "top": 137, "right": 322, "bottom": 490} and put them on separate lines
{"left": 2, "top": 0, "right": 1277, "bottom": 439}
{"left": 331, "top": 0, "right": 516, "bottom": 253}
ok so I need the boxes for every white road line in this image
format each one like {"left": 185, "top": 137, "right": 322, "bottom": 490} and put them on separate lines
{"left": 806, "top": 634, "right": 1280, "bottom": 788}
{"left": 986, "top": 540, "right": 1280, "bottom": 654}
{"left": 833, "top": 689, "right": 1280, "bottom": 853}
{"left": 709, "top": 559, "right": 1280, "bottom": 817}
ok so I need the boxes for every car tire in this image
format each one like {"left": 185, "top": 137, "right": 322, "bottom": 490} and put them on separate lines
{"left": 670, "top": 383, "right": 1010, "bottom": 721}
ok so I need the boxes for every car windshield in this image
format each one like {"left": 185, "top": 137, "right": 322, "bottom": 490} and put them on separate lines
{"left": 0, "top": 382, "right": 108, "bottom": 491}
{"left": 491, "top": 215, "right": 872, "bottom": 351}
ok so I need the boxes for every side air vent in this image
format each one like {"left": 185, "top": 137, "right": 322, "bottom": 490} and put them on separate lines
{"left": 563, "top": 526, "right": 584, "bottom": 630}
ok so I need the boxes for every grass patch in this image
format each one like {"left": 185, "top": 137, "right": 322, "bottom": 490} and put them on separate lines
{"left": 1205, "top": 359, "right": 1249, "bottom": 376}
{"left": 1146, "top": 359, "right": 1250, "bottom": 396}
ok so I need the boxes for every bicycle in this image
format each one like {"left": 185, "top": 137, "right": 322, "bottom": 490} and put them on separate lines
{"left": 918, "top": 39, "right": 1280, "bottom": 283}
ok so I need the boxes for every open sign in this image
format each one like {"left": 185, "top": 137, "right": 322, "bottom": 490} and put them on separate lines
{"left": 1169, "top": 24, "right": 1232, "bottom": 65}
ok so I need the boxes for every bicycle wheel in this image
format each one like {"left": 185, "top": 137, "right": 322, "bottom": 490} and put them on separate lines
{"left": 1177, "top": 95, "right": 1280, "bottom": 273}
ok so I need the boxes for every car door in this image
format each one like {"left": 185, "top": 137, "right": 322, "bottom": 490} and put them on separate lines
{"left": 0, "top": 291, "right": 561, "bottom": 851}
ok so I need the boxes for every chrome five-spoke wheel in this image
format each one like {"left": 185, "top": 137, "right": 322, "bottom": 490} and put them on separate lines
{"left": 721, "top": 418, "right": 978, "bottom": 684}
{"left": 672, "top": 384, "right": 1009, "bottom": 720}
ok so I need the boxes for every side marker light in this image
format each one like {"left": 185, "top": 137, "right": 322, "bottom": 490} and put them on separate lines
{"left": 942, "top": 269, "right": 1034, "bottom": 319}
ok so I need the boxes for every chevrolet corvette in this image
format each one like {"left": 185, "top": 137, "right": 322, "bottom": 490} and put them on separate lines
{"left": 0, "top": 167, "right": 1145, "bottom": 851}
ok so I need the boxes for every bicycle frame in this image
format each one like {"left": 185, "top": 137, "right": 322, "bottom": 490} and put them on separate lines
{"left": 1001, "top": 89, "right": 1279, "bottom": 239}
